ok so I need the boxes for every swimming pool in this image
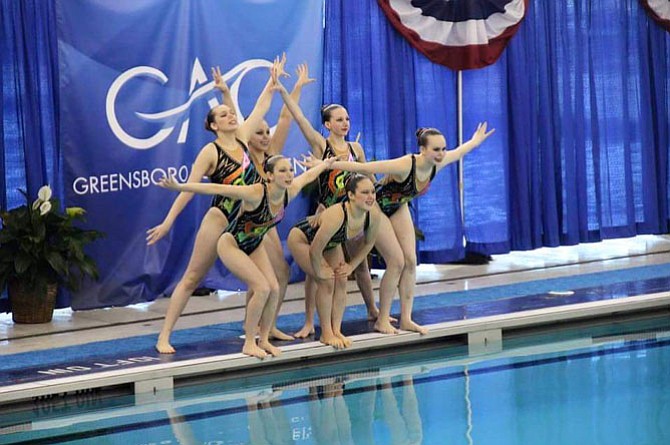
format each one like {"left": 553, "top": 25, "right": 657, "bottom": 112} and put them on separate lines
{"left": 2, "top": 315, "right": 669, "bottom": 444}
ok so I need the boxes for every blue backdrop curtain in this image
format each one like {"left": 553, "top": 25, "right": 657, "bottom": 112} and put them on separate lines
{"left": 2, "top": 0, "right": 670, "bottom": 311}
{"left": 0, "top": 0, "right": 64, "bottom": 311}
{"left": 325, "top": 0, "right": 669, "bottom": 258}
{"left": 323, "top": 0, "right": 465, "bottom": 263}
{"left": 462, "top": 0, "right": 670, "bottom": 253}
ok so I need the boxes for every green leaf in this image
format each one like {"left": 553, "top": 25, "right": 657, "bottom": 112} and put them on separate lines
{"left": 45, "top": 251, "right": 67, "bottom": 276}
{"left": 14, "top": 252, "right": 33, "bottom": 274}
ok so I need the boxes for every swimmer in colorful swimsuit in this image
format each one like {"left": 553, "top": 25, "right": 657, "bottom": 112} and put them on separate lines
{"left": 288, "top": 174, "right": 381, "bottom": 349}
{"left": 158, "top": 154, "right": 335, "bottom": 358}
{"left": 149, "top": 57, "right": 286, "bottom": 354}
{"left": 272, "top": 79, "right": 382, "bottom": 339}
{"left": 331, "top": 124, "right": 495, "bottom": 335}
{"left": 241, "top": 63, "right": 316, "bottom": 341}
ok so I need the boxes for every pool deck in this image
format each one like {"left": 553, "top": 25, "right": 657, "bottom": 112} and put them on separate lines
{"left": 2, "top": 236, "right": 670, "bottom": 405}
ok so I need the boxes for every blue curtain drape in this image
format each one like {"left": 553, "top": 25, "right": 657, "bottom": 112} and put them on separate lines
{"left": 1, "top": 0, "right": 63, "bottom": 311}
{"left": 2, "top": 0, "right": 669, "bottom": 312}
{"left": 463, "top": 0, "right": 670, "bottom": 253}
{"left": 323, "top": 0, "right": 465, "bottom": 263}
{"left": 326, "top": 0, "right": 669, "bottom": 257}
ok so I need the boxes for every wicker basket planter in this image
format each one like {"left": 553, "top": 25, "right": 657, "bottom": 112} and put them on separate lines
{"left": 8, "top": 281, "right": 58, "bottom": 324}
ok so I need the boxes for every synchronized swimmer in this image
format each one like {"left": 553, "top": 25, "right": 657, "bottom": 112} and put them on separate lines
{"left": 151, "top": 56, "right": 495, "bottom": 358}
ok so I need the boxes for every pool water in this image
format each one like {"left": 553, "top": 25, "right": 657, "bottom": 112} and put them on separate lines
{"left": 2, "top": 316, "right": 669, "bottom": 444}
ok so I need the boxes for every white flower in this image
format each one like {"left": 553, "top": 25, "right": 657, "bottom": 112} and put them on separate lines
{"left": 39, "top": 201, "right": 52, "bottom": 216}
{"left": 32, "top": 199, "right": 41, "bottom": 210}
{"left": 37, "top": 185, "right": 52, "bottom": 202}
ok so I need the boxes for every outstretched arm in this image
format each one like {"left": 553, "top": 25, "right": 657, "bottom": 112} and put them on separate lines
{"left": 268, "top": 63, "right": 316, "bottom": 156}
{"left": 158, "top": 176, "right": 262, "bottom": 202}
{"left": 331, "top": 156, "right": 410, "bottom": 177}
{"left": 288, "top": 155, "right": 335, "bottom": 199}
{"left": 436, "top": 122, "right": 495, "bottom": 172}
{"left": 350, "top": 141, "right": 377, "bottom": 183}
{"left": 237, "top": 54, "right": 288, "bottom": 142}
{"left": 212, "top": 66, "right": 235, "bottom": 111}
{"left": 272, "top": 74, "right": 326, "bottom": 157}
{"left": 146, "top": 144, "right": 217, "bottom": 245}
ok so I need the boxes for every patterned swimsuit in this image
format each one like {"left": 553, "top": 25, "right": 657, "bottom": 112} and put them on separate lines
{"left": 224, "top": 183, "right": 288, "bottom": 255}
{"left": 317, "top": 141, "right": 359, "bottom": 208}
{"left": 210, "top": 140, "right": 261, "bottom": 219}
{"left": 376, "top": 154, "right": 436, "bottom": 217}
{"left": 294, "top": 202, "right": 370, "bottom": 251}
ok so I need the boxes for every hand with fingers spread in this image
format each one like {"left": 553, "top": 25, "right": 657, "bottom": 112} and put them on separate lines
{"left": 296, "top": 153, "right": 322, "bottom": 169}
{"left": 157, "top": 175, "right": 183, "bottom": 192}
{"left": 470, "top": 122, "right": 496, "bottom": 147}
{"left": 211, "top": 66, "right": 229, "bottom": 94}
{"left": 295, "top": 63, "right": 316, "bottom": 88}
{"left": 146, "top": 222, "right": 173, "bottom": 246}
{"left": 269, "top": 61, "right": 288, "bottom": 94}
{"left": 273, "top": 52, "right": 289, "bottom": 79}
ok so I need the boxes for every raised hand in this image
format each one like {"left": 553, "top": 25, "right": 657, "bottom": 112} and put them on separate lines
{"left": 270, "top": 60, "right": 288, "bottom": 94}
{"left": 470, "top": 122, "right": 495, "bottom": 146}
{"left": 274, "top": 52, "right": 289, "bottom": 79}
{"left": 295, "top": 63, "right": 316, "bottom": 88}
{"left": 211, "top": 66, "right": 229, "bottom": 94}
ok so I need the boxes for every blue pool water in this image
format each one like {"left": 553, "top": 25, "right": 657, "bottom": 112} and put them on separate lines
{"left": 2, "top": 317, "right": 669, "bottom": 444}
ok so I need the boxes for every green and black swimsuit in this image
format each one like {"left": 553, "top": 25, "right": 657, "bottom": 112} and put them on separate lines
{"left": 293, "top": 202, "right": 370, "bottom": 251}
{"left": 210, "top": 140, "right": 261, "bottom": 218}
{"left": 376, "top": 154, "right": 436, "bottom": 217}
{"left": 317, "top": 141, "right": 359, "bottom": 208}
{"left": 224, "top": 183, "right": 288, "bottom": 255}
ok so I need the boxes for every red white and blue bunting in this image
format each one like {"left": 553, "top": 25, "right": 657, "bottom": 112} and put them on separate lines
{"left": 377, "top": 0, "right": 529, "bottom": 70}
{"left": 639, "top": 0, "right": 670, "bottom": 32}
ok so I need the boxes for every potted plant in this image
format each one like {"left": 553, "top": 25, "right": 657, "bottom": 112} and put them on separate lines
{"left": 0, "top": 186, "right": 104, "bottom": 323}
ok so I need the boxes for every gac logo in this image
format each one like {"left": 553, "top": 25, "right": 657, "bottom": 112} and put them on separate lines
{"left": 105, "top": 58, "right": 271, "bottom": 150}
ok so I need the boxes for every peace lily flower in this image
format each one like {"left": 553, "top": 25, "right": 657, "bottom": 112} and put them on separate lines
{"left": 0, "top": 185, "right": 104, "bottom": 298}
{"left": 39, "top": 201, "right": 52, "bottom": 216}
{"left": 37, "top": 185, "right": 53, "bottom": 202}
{"left": 32, "top": 185, "right": 54, "bottom": 210}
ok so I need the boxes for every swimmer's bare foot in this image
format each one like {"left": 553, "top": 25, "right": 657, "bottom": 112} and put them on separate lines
{"left": 335, "top": 332, "right": 352, "bottom": 348}
{"left": 259, "top": 340, "right": 282, "bottom": 357}
{"left": 400, "top": 320, "right": 428, "bottom": 335}
{"left": 155, "top": 336, "right": 175, "bottom": 354}
{"left": 320, "top": 333, "right": 346, "bottom": 349}
{"left": 294, "top": 323, "right": 315, "bottom": 338}
{"left": 367, "top": 309, "right": 397, "bottom": 323}
{"left": 270, "top": 327, "right": 294, "bottom": 341}
{"left": 374, "top": 318, "right": 399, "bottom": 335}
{"left": 243, "top": 340, "right": 268, "bottom": 359}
